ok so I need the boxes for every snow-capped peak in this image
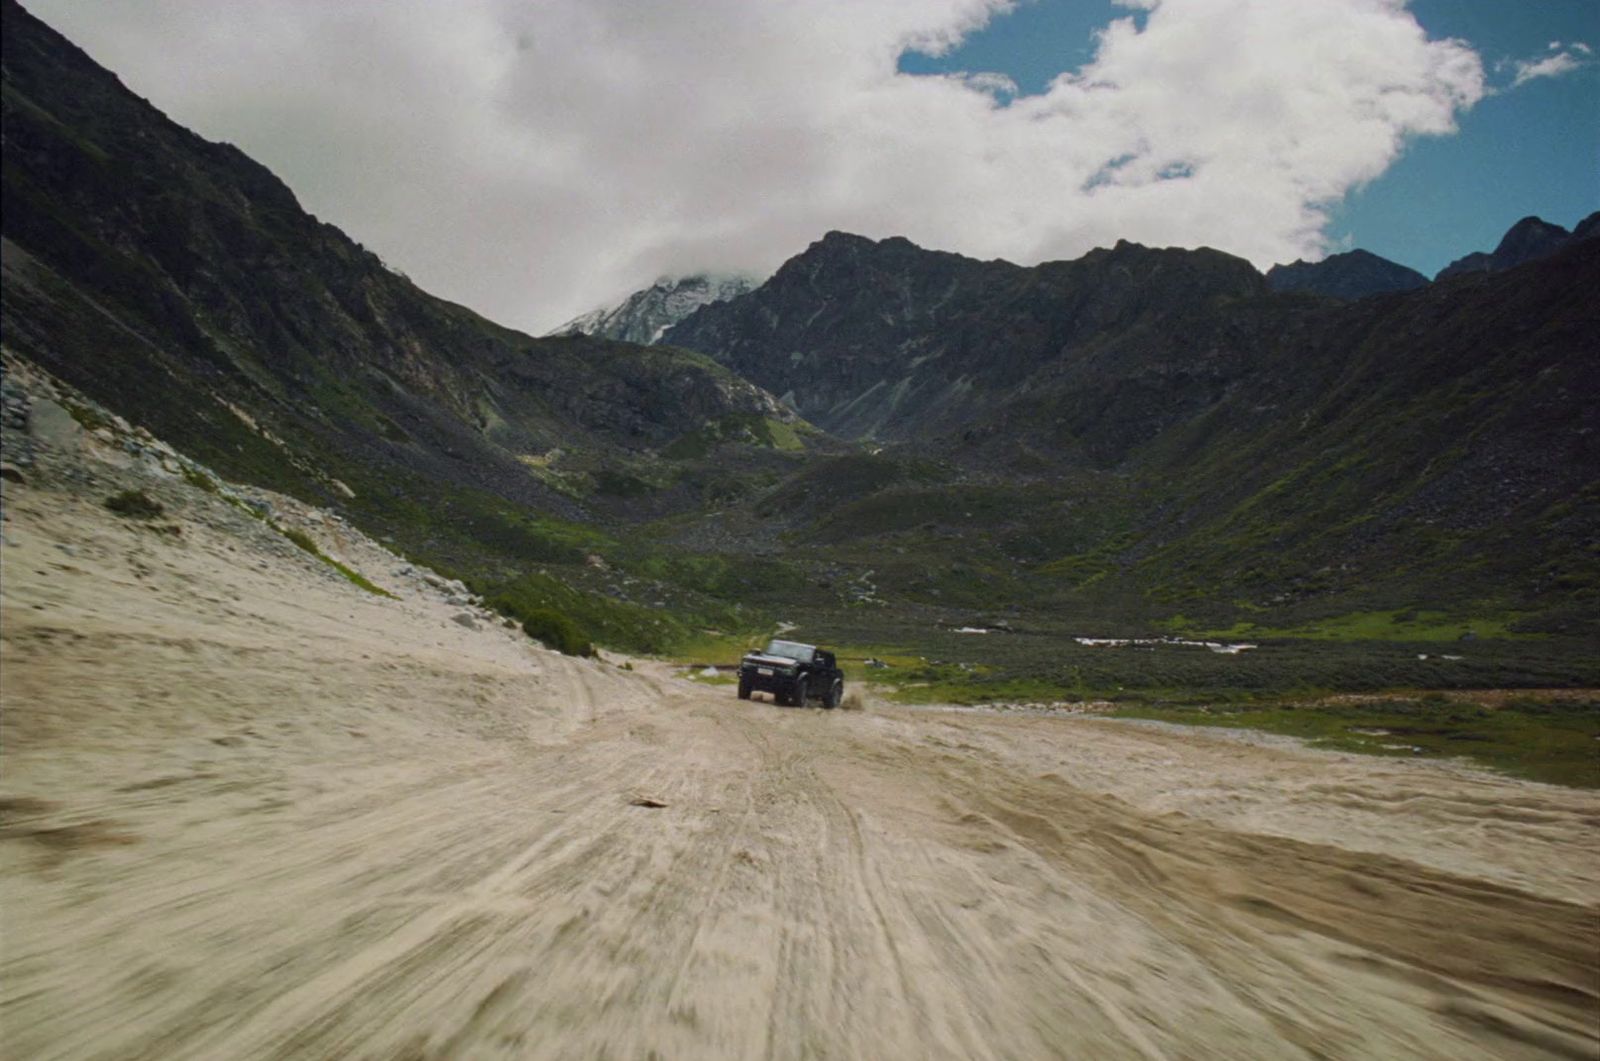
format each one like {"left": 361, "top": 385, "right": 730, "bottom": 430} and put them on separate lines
{"left": 547, "top": 273, "right": 759, "bottom": 345}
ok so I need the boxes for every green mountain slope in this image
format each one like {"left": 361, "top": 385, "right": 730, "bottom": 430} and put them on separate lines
{"left": 667, "top": 229, "right": 1599, "bottom": 641}
{"left": 1, "top": 0, "right": 819, "bottom": 617}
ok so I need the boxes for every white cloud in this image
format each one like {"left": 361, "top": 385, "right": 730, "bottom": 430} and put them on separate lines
{"left": 1508, "top": 46, "right": 1587, "bottom": 88}
{"left": 32, "top": 0, "right": 1484, "bottom": 331}
{"left": 953, "top": 71, "right": 1021, "bottom": 99}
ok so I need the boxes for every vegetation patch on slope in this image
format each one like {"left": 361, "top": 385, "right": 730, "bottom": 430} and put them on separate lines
{"left": 1111, "top": 694, "right": 1600, "bottom": 789}
{"left": 278, "top": 525, "right": 395, "bottom": 599}
{"left": 1165, "top": 609, "right": 1539, "bottom": 642}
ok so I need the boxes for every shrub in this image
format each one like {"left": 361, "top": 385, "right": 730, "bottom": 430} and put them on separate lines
{"left": 104, "top": 489, "right": 164, "bottom": 519}
{"left": 482, "top": 572, "right": 692, "bottom": 655}
{"left": 65, "top": 401, "right": 115, "bottom": 432}
{"left": 521, "top": 608, "right": 594, "bottom": 657}
{"left": 181, "top": 466, "right": 219, "bottom": 494}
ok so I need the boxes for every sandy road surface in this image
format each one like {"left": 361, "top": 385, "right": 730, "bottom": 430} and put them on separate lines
{"left": 3, "top": 462, "right": 1599, "bottom": 1059}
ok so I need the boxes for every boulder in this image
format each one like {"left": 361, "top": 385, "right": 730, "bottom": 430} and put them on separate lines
{"left": 28, "top": 399, "right": 82, "bottom": 451}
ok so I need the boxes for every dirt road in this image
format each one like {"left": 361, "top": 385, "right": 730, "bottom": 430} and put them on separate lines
{"left": 2, "top": 456, "right": 1598, "bottom": 1059}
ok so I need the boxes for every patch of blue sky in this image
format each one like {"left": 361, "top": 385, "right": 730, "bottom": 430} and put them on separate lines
{"left": 898, "top": 0, "right": 1598, "bottom": 276}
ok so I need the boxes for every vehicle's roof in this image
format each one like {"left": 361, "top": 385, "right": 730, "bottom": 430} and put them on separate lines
{"left": 765, "top": 638, "right": 816, "bottom": 652}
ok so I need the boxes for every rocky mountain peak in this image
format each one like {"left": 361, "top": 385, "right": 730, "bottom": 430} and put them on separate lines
{"left": 1493, "top": 216, "right": 1572, "bottom": 261}
{"left": 795, "top": 231, "right": 936, "bottom": 268}
{"left": 812, "top": 230, "right": 883, "bottom": 251}
{"left": 1266, "top": 249, "right": 1428, "bottom": 300}
{"left": 548, "top": 272, "right": 757, "bottom": 345}
{"left": 1435, "top": 213, "right": 1587, "bottom": 281}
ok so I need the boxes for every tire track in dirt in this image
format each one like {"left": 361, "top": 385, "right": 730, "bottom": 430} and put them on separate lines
{"left": 811, "top": 710, "right": 1600, "bottom": 1059}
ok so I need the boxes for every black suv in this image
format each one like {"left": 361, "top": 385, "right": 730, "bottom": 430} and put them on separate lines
{"left": 738, "top": 639, "right": 845, "bottom": 708}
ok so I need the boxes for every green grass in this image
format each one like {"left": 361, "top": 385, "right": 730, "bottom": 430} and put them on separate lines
{"left": 780, "top": 603, "right": 1600, "bottom": 703}
{"left": 834, "top": 646, "right": 925, "bottom": 681}
{"left": 724, "top": 636, "right": 1076, "bottom": 704}
{"left": 1168, "top": 609, "right": 1537, "bottom": 642}
{"left": 1111, "top": 695, "right": 1600, "bottom": 788}
{"left": 181, "top": 465, "right": 219, "bottom": 494}
{"left": 280, "top": 526, "right": 320, "bottom": 555}
{"left": 886, "top": 673, "right": 1076, "bottom": 705}
{"left": 520, "top": 608, "right": 594, "bottom": 657}
{"left": 667, "top": 628, "right": 776, "bottom": 665}
{"left": 325, "top": 465, "right": 788, "bottom": 658}
{"left": 661, "top": 414, "right": 810, "bottom": 460}
{"left": 592, "top": 469, "right": 655, "bottom": 498}
{"left": 482, "top": 570, "right": 687, "bottom": 655}
{"left": 372, "top": 486, "right": 608, "bottom": 568}
{"left": 325, "top": 558, "right": 396, "bottom": 599}
{"left": 64, "top": 399, "right": 116, "bottom": 432}
{"left": 613, "top": 548, "right": 799, "bottom": 603}
{"left": 277, "top": 525, "right": 396, "bottom": 599}
{"left": 762, "top": 418, "right": 806, "bottom": 452}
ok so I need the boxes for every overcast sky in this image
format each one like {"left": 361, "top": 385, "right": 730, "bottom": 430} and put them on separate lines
{"left": 31, "top": 0, "right": 1598, "bottom": 334}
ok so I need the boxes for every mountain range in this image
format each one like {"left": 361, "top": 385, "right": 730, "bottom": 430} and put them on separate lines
{"left": 562, "top": 213, "right": 1599, "bottom": 331}
{"left": 4, "top": 0, "right": 1596, "bottom": 660}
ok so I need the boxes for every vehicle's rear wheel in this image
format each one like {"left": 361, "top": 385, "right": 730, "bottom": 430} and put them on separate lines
{"left": 737, "top": 676, "right": 751, "bottom": 700}
{"left": 792, "top": 677, "right": 808, "bottom": 707}
{"left": 824, "top": 680, "right": 842, "bottom": 709}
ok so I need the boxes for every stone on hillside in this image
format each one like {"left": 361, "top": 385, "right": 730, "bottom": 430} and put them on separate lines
{"left": 28, "top": 399, "right": 82, "bottom": 451}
